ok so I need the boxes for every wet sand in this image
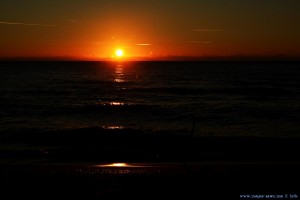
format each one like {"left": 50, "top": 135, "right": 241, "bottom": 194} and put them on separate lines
{"left": 1, "top": 161, "right": 299, "bottom": 199}
{"left": 1, "top": 127, "right": 300, "bottom": 199}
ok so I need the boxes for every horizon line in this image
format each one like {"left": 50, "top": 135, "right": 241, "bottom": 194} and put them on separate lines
{"left": 0, "top": 55, "right": 299, "bottom": 62}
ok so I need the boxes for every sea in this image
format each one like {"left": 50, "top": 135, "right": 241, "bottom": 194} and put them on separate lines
{"left": 0, "top": 61, "right": 299, "bottom": 137}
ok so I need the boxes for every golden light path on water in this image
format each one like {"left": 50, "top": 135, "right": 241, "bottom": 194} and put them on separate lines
{"left": 88, "top": 163, "right": 187, "bottom": 176}
{"left": 94, "top": 163, "right": 139, "bottom": 168}
{"left": 114, "top": 64, "right": 124, "bottom": 83}
{"left": 109, "top": 102, "right": 125, "bottom": 106}
{"left": 101, "top": 126, "right": 125, "bottom": 130}
{"left": 93, "top": 162, "right": 185, "bottom": 168}
{"left": 102, "top": 163, "right": 128, "bottom": 167}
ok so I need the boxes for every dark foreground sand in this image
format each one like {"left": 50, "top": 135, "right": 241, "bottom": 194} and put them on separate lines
{"left": 1, "top": 127, "right": 300, "bottom": 199}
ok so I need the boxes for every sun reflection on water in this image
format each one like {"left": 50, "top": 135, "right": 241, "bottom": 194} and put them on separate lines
{"left": 101, "top": 126, "right": 125, "bottom": 130}
{"left": 97, "top": 163, "right": 129, "bottom": 167}
{"left": 97, "top": 100, "right": 126, "bottom": 106}
{"left": 114, "top": 64, "right": 124, "bottom": 83}
{"left": 109, "top": 102, "right": 125, "bottom": 106}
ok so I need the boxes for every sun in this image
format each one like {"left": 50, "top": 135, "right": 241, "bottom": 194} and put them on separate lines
{"left": 115, "top": 49, "right": 124, "bottom": 57}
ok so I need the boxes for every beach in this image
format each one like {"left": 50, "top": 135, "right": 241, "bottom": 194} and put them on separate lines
{"left": 1, "top": 61, "right": 300, "bottom": 199}
{"left": 1, "top": 127, "right": 300, "bottom": 199}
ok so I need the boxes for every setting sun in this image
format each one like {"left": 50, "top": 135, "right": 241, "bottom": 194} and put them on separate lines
{"left": 115, "top": 49, "right": 124, "bottom": 57}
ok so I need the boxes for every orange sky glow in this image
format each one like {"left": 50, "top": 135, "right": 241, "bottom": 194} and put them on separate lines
{"left": 0, "top": 1, "right": 300, "bottom": 60}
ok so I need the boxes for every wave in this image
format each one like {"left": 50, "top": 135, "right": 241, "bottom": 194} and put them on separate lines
{"left": 126, "top": 86, "right": 295, "bottom": 96}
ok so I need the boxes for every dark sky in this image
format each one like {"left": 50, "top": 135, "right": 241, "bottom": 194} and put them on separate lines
{"left": 0, "top": 0, "right": 300, "bottom": 59}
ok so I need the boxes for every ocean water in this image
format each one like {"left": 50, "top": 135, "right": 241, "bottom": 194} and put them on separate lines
{"left": 0, "top": 61, "right": 299, "bottom": 137}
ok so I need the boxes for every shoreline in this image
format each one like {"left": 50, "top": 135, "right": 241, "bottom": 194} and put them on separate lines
{"left": 1, "top": 127, "right": 300, "bottom": 164}
{"left": 1, "top": 125, "right": 300, "bottom": 199}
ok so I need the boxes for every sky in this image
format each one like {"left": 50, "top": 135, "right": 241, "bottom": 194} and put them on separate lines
{"left": 0, "top": 0, "right": 300, "bottom": 60}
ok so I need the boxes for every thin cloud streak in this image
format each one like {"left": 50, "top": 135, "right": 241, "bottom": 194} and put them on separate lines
{"left": 187, "top": 41, "right": 212, "bottom": 44}
{"left": 136, "top": 44, "right": 152, "bottom": 46}
{"left": 192, "top": 29, "right": 225, "bottom": 32}
{"left": 0, "top": 21, "right": 56, "bottom": 27}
